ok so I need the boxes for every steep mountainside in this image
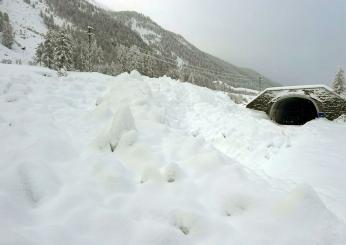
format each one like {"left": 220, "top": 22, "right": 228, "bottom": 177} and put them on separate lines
{"left": 113, "top": 11, "right": 277, "bottom": 89}
{"left": 0, "top": 0, "right": 279, "bottom": 89}
{"left": 0, "top": 0, "right": 47, "bottom": 63}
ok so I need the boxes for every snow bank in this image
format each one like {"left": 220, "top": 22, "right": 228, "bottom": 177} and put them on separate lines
{"left": 1, "top": 64, "right": 346, "bottom": 245}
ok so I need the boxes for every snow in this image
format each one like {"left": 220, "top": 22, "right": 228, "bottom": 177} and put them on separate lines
{"left": 259, "top": 120, "right": 346, "bottom": 221}
{"left": 176, "top": 56, "right": 184, "bottom": 70}
{"left": 0, "top": 0, "right": 47, "bottom": 63}
{"left": 130, "top": 18, "right": 162, "bottom": 45}
{"left": 261, "top": 84, "right": 345, "bottom": 100}
{"left": 1, "top": 64, "right": 346, "bottom": 244}
{"left": 266, "top": 84, "right": 334, "bottom": 91}
{"left": 226, "top": 85, "right": 259, "bottom": 95}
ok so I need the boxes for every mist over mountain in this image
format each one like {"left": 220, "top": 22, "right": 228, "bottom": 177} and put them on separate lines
{"left": 0, "top": 0, "right": 279, "bottom": 90}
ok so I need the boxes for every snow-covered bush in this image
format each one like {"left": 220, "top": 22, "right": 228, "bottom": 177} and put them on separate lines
{"left": 57, "top": 67, "right": 67, "bottom": 77}
{"left": 1, "top": 59, "right": 12, "bottom": 64}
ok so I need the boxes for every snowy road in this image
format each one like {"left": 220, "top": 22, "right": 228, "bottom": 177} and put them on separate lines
{"left": 1, "top": 64, "right": 346, "bottom": 245}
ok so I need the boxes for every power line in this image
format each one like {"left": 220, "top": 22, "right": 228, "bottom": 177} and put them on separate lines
{"left": 126, "top": 46, "right": 253, "bottom": 83}
{"left": 127, "top": 47, "right": 245, "bottom": 84}
{"left": 134, "top": 45, "right": 250, "bottom": 80}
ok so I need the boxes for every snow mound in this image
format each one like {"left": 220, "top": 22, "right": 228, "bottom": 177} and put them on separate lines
{"left": 1, "top": 64, "right": 346, "bottom": 245}
{"left": 95, "top": 105, "right": 137, "bottom": 152}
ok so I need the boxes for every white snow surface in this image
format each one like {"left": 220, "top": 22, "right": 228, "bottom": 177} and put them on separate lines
{"left": 130, "top": 18, "right": 161, "bottom": 45}
{"left": 266, "top": 84, "right": 334, "bottom": 91}
{"left": 1, "top": 64, "right": 346, "bottom": 245}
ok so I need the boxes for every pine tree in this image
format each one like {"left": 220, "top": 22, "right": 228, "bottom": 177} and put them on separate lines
{"left": 332, "top": 68, "right": 345, "bottom": 95}
{"left": 40, "top": 29, "right": 58, "bottom": 68}
{"left": 166, "top": 68, "right": 180, "bottom": 80}
{"left": 91, "top": 41, "right": 104, "bottom": 71}
{"left": 53, "top": 29, "right": 73, "bottom": 75}
{"left": 72, "top": 39, "right": 88, "bottom": 71}
{"left": 86, "top": 39, "right": 104, "bottom": 72}
{"left": 35, "top": 43, "right": 44, "bottom": 65}
{"left": 1, "top": 13, "right": 14, "bottom": 49}
{"left": 0, "top": 12, "right": 4, "bottom": 32}
{"left": 116, "top": 44, "right": 128, "bottom": 71}
{"left": 71, "top": 38, "right": 104, "bottom": 72}
{"left": 127, "top": 46, "right": 143, "bottom": 72}
{"left": 188, "top": 71, "right": 195, "bottom": 84}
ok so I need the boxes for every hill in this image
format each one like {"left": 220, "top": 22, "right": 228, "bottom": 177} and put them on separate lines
{"left": 0, "top": 0, "right": 279, "bottom": 90}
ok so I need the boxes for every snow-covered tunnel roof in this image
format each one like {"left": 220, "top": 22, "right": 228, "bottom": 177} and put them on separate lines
{"left": 247, "top": 85, "right": 346, "bottom": 121}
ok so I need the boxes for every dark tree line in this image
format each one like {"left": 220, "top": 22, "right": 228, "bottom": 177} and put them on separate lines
{"left": 35, "top": 23, "right": 179, "bottom": 77}
{"left": 0, "top": 11, "right": 14, "bottom": 49}
{"left": 36, "top": 0, "right": 180, "bottom": 78}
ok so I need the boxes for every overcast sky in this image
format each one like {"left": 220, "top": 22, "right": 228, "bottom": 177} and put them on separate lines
{"left": 95, "top": 0, "right": 346, "bottom": 85}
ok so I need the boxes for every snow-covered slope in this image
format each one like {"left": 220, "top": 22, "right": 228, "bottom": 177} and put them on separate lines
{"left": 0, "top": 0, "right": 47, "bottom": 63}
{"left": 1, "top": 0, "right": 278, "bottom": 89}
{"left": 1, "top": 64, "right": 346, "bottom": 244}
{"left": 112, "top": 11, "right": 278, "bottom": 89}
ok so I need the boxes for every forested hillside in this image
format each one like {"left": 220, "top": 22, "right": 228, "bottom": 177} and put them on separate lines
{"left": 113, "top": 11, "right": 276, "bottom": 89}
{"left": 1, "top": 0, "right": 279, "bottom": 90}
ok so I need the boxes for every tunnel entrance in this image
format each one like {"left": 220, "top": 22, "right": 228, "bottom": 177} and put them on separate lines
{"left": 271, "top": 97, "right": 318, "bottom": 125}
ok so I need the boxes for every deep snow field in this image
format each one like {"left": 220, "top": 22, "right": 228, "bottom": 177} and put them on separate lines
{"left": 1, "top": 64, "right": 346, "bottom": 245}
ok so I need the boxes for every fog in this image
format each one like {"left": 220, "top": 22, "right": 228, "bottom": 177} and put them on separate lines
{"left": 96, "top": 0, "right": 346, "bottom": 85}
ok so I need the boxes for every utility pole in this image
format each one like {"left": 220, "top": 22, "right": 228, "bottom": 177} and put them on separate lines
{"left": 86, "top": 26, "right": 95, "bottom": 72}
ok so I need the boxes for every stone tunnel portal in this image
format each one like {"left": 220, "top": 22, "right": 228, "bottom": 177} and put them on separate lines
{"left": 270, "top": 97, "right": 318, "bottom": 125}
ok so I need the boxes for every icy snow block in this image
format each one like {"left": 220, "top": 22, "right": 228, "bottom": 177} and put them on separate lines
{"left": 108, "top": 105, "right": 137, "bottom": 151}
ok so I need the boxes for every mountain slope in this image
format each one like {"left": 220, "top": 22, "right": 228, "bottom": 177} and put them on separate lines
{"left": 0, "top": 0, "right": 47, "bottom": 63}
{"left": 113, "top": 11, "right": 278, "bottom": 89}
{"left": 0, "top": 0, "right": 279, "bottom": 90}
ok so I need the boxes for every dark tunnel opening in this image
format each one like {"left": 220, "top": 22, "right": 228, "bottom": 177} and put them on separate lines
{"left": 272, "top": 97, "right": 318, "bottom": 125}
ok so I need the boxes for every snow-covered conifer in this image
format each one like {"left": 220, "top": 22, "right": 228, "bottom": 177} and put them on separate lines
{"left": 35, "top": 43, "right": 44, "bottom": 66}
{"left": 86, "top": 40, "right": 104, "bottom": 72}
{"left": 0, "top": 12, "right": 3, "bottom": 32}
{"left": 71, "top": 38, "right": 104, "bottom": 72}
{"left": 332, "top": 68, "right": 345, "bottom": 95}
{"left": 38, "top": 29, "right": 58, "bottom": 69}
{"left": 53, "top": 29, "right": 73, "bottom": 75}
{"left": 188, "top": 71, "right": 195, "bottom": 84}
{"left": 1, "top": 12, "right": 14, "bottom": 49}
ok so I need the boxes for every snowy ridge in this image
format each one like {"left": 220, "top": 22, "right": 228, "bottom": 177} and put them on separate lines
{"left": 1, "top": 64, "right": 346, "bottom": 244}
{"left": 112, "top": 11, "right": 278, "bottom": 89}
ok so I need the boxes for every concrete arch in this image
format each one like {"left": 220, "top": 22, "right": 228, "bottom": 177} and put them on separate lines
{"left": 270, "top": 94, "right": 321, "bottom": 125}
